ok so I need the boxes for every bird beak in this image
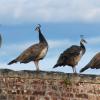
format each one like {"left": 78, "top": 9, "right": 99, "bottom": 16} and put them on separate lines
{"left": 35, "top": 27, "right": 37, "bottom": 31}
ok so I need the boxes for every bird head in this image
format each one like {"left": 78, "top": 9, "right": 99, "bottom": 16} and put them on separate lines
{"left": 80, "top": 35, "right": 87, "bottom": 44}
{"left": 35, "top": 24, "right": 41, "bottom": 32}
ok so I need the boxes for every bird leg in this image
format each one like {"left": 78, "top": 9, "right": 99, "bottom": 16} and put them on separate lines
{"left": 74, "top": 67, "right": 77, "bottom": 74}
{"left": 72, "top": 67, "right": 77, "bottom": 74}
{"left": 34, "top": 61, "right": 39, "bottom": 71}
{"left": 72, "top": 67, "right": 75, "bottom": 73}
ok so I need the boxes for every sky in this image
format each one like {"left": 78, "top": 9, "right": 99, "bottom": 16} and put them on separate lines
{"left": 0, "top": 0, "right": 100, "bottom": 74}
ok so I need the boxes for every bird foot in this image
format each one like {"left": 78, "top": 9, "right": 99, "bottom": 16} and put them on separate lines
{"left": 73, "top": 72, "right": 78, "bottom": 75}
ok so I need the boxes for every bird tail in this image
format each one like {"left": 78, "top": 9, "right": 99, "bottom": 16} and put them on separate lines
{"left": 80, "top": 65, "right": 89, "bottom": 73}
{"left": 53, "top": 64, "right": 60, "bottom": 68}
{"left": 8, "top": 59, "right": 17, "bottom": 65}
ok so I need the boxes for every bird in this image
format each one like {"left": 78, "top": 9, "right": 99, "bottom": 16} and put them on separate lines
{"left": 8, "top": 24, "right": 48, "bottom": 71}
{"left": 53, "top": 35, "right": 87, "bottom": 73}
{"left": 80, "top": 52, "right": 100, "bottom": 73}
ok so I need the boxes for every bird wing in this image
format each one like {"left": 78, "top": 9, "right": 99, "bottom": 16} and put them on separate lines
{"left": 60, "top": 45, "right": 81, "bottom": 60}
{"left": 56, "top": 45, "right": 81, "bottom": 65}
{"left": 63, "top": 45, "right": 81, "bottom": 55}
{"left": 16, "top": 43, "right": 44, "bottom": 63}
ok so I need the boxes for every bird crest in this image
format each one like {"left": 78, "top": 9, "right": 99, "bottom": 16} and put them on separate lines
{"left": 80, "top": 35, "right": 87, "bottom": 43}
{"left": 37, "top": 24, "right": 41, "bottom": 28}
{"left": 80, "top": 35, "right": 84, "bottom": 39}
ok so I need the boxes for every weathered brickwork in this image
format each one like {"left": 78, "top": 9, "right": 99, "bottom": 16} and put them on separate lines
{"left": 0, "top": 69, "right": 100, "bottom": 100}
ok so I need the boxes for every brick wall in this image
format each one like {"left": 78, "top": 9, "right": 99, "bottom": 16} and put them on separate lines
{"left": 0, "top": 69, "right": 100, "bottom": 100}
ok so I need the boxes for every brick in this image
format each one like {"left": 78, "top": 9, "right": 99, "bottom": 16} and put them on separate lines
{"left": 8, "top": 94, "right": 16, "bottom": 100}
{"left": 44, "top": 96, "right": 50, "bottom": 100}
{"left": 0, "top": 70, "right": 100, "bottom": 100}
{"left": 51, "top": 96, "right": 57, "bottom": 100}
{"left": 32, "top": 91, "right": 45, "bottom": 95}
{"left": 0, "top": 89, "right": 2, "bottom": 94}
{"left": 75, "top": 93, "right": 88, "bottom": 99}
{"left": 30, "top": 96, "right": 36, "bottom": 100}
{"left": 0, "top": 95, "right": 7, "bottom": 100}
{"left": 66, "top": 93, "right": 74, "bottom": 97}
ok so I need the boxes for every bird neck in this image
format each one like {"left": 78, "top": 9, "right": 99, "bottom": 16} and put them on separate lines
{"left": 38, "top": 28, "right": 48, "bottom": 45}
{"left": 80, "top": 42, "right": 86, "bottom": 54}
